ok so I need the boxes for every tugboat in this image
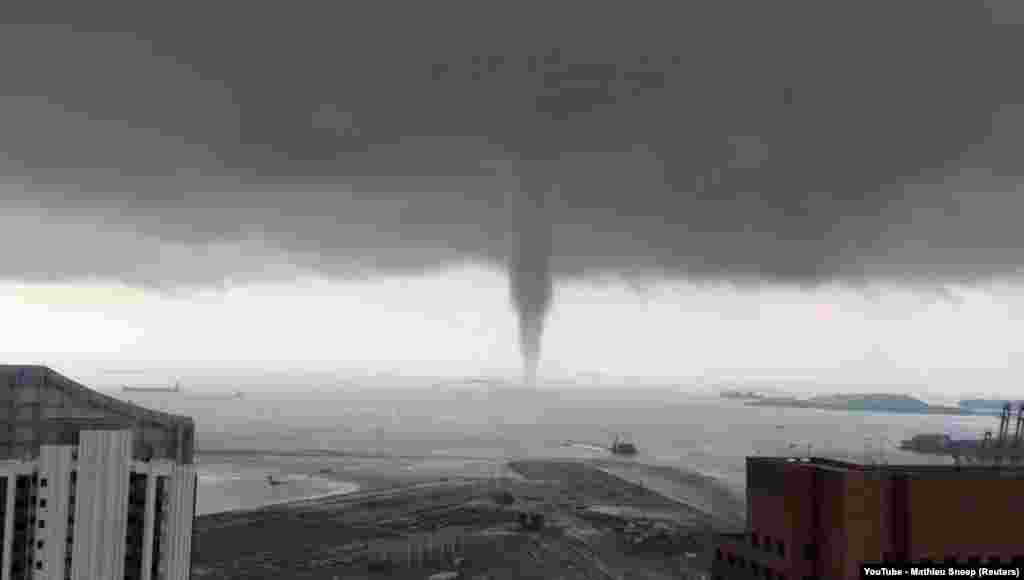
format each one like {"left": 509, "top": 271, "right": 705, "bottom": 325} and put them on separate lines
{"left": 610, "top": 433, "right": 638, "bottom": 456}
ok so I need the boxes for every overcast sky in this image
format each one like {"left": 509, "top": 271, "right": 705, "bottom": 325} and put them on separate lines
{"left": 2, "top": 3, "right": 1024, "bottom": 392}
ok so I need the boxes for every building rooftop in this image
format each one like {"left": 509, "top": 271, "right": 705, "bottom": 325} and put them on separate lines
{"left": 749, "top": 455, "right": 1024, "bottom": 478}
{"left": 1, "top": 364, "right": 194, "bottom": 463}
{"left": 1, "top": 365, "right": 192, "bottom": 426}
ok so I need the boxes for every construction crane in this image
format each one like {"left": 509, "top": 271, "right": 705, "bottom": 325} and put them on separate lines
{"left": 992, "top": 402, "right": 1024, "bottom": 465}
{"left": 1016, "top": 405, "right": 1024, "bottom": 447}
{"left": 953, "top": 402, "right": 1024, "bottom": 466}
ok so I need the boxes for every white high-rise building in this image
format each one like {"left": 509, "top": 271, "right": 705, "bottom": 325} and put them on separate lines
{"left": 0, "top": 366, "right": 197, "bottom": 580}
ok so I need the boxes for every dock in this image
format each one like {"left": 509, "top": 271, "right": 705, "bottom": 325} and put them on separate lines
{"left": 900, "top": 402, "right": 1024, "bottom": 466}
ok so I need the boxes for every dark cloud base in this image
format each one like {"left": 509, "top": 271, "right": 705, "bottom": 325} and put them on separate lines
{"left": 2, "top": 4, "right": 1024, "bottom": 375}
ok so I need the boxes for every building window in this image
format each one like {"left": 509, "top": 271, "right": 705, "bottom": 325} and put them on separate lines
{"left": 36, "top": 540, "right": 43, "bottom": 549}
{"left": 151, "top": 476, "right": 167, "bottom": 579}
{"left": 38, "top": 519, "right": 45, "bottom": 528}
{"left": 716, "top": 548, "right": 723, "bottom": 561}
{"left": 752, "top": 562, "right": 761, "bottom": 574}
{"left": 728, "top": 554, "right": 736, "bottom": 566}
{"left": 35, "top": 561, "right": 42, "bottom": 570}
{"left": 39, "top": 478, "right": 47, "bottom": 488}
{"left": 738, "top": 557, "right": 746, "bottom": 569}
{"left": 38, "top": 499, "right": 46, "bottom": 508}
{"left": 803, "top": 544, "right": 818, "bottom": 561}
{"left": 752, "top": 532, "right": 760, "bottom": 547}
{"left": 778, "top": 540, "right": 785, "bottom": 557}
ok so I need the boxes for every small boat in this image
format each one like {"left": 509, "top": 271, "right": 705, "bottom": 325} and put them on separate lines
{"left": 266, "top": 475, "right": 285, "bottom": 486}
{"left": 610, "top": 434, "right": 638, "bottom": 455}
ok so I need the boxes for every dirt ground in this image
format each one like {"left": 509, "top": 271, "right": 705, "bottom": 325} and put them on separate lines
{"left": 191, "top": 459, "right": 726, "bottom": 579}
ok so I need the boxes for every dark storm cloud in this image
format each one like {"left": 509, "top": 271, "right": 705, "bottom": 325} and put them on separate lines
{"left": 2, "top": 2, "right": 1024, "bottom": 290}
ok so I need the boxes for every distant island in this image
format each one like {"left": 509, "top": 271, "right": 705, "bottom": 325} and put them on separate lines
{"left": 957, "top": 399, "right": 1021, "bottom": 415}
{"left": 745, "top": 393, "right": 969, "bottom": 415}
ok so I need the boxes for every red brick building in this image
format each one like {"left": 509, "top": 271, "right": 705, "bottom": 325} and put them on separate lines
{"left": 712, "top": 457, "right": 1024, "bottom": 580}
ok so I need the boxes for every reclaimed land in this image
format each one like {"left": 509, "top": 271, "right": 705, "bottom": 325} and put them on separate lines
{"left": 744, "top": 393, "right": 968, "bottom": 415}
{"left": 190, "top": 458, "right": 741, "bottom": 579}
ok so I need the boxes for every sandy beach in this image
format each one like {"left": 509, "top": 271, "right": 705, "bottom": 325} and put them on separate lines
{"left": 194, "top": 450, "right": 518, "bottom": 515}
{"left": 196, "top": 461, "right": 360, "bottom": 515}
{"left": 589, "top": 459, "right": 746, "bottom": 528}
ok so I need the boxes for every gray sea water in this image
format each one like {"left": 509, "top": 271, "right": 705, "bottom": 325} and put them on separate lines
{"left": 195, "top": 462, "right": 360, "bottom": 515}
{"left": 128, "top": 388, "right": 996, "bottom": 516}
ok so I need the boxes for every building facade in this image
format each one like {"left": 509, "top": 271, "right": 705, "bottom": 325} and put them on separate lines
{"left": 0, "top": 366, "right": 196, "bottom": 580}
{"left": 713, "top": 457, "right": 1024, "bottom": 580}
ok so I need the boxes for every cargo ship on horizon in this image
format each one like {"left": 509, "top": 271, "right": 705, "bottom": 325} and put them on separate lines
{"left": 122, "top": 382, "right": 182, "bottom": 394}
{"left": 560, "top": 433, "right": 639, "bottom": 455}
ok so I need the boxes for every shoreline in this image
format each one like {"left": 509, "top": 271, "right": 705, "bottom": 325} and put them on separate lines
{"left": 588, "top": 460, "right": 745, "bottom": 529}
{"left": 194, "top": 450, "right": 746, "bottom": 525}
{"left": 194, "top": 450, "right": 492, "bottom": 518}
{"left": 195, "top": 479, "right": 476, "bottom": 527}
{"left": 198, "top": 478, "right": 363, "bottom": 516}
{"left": 192, "top": 456, "right": 738, "bottom": 578}
{"left": 195, "top": 447, "right": 499, "bottom": 462}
